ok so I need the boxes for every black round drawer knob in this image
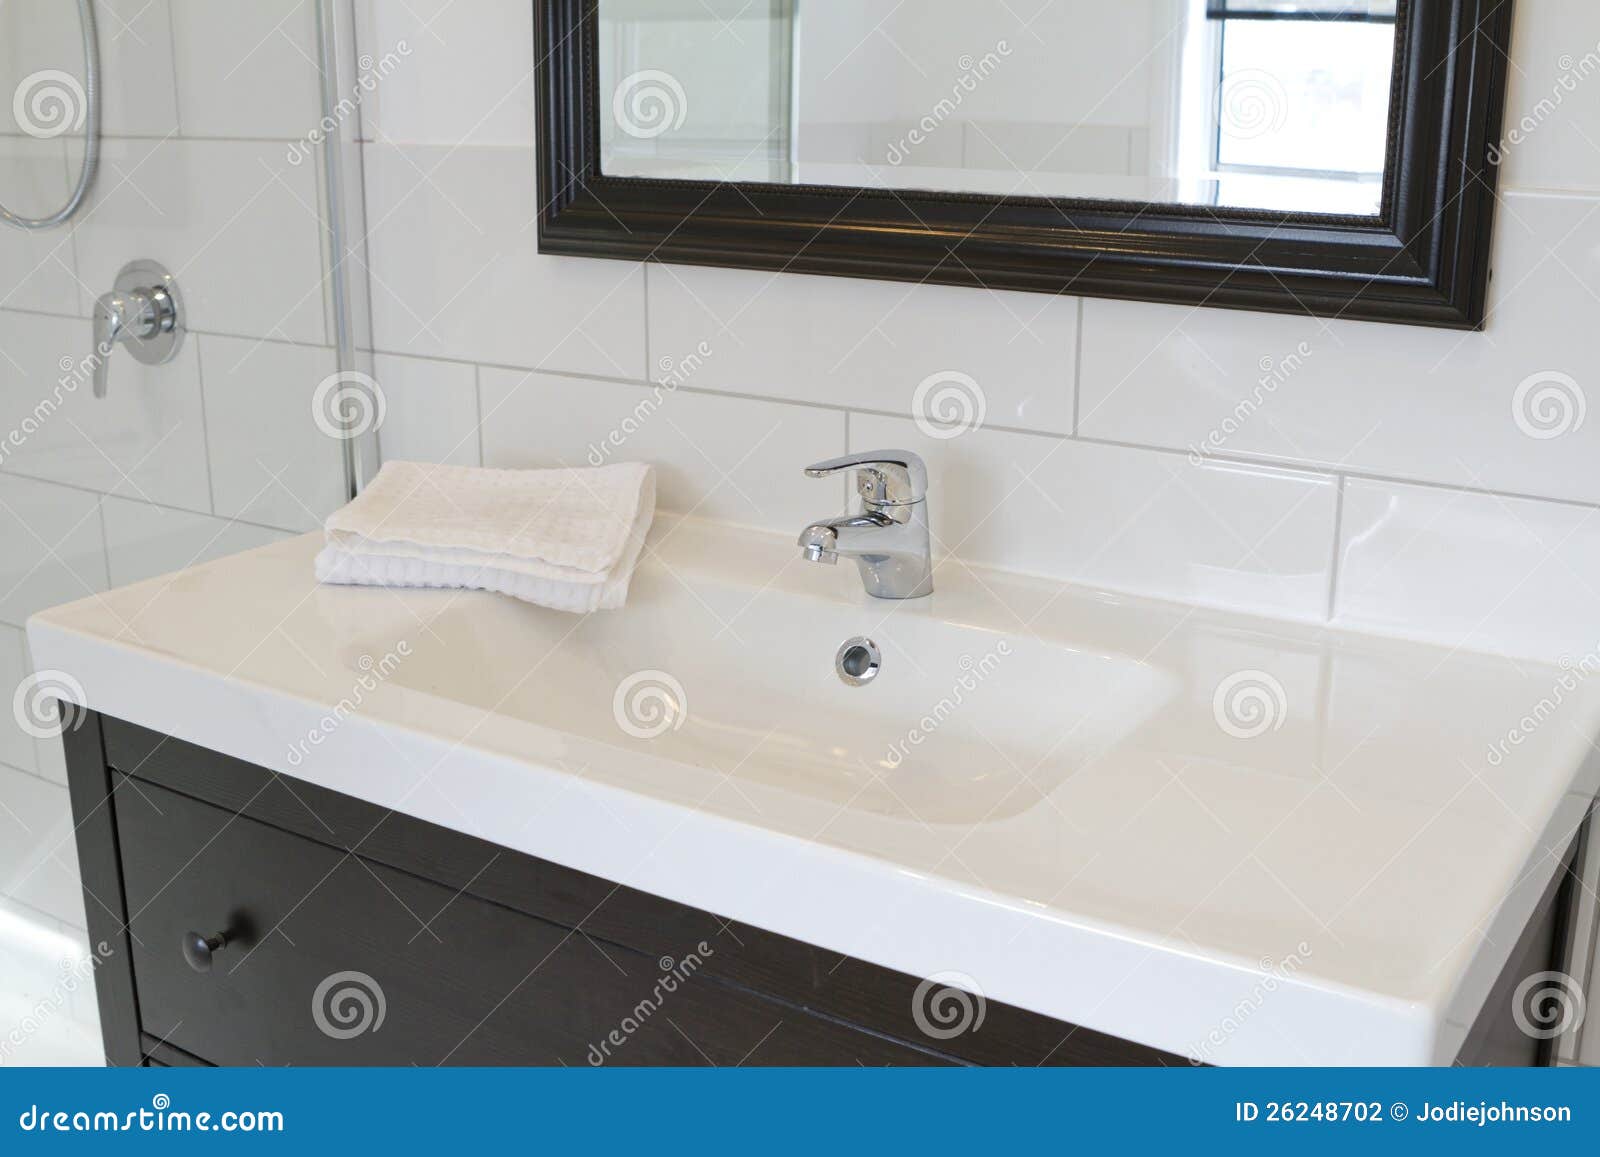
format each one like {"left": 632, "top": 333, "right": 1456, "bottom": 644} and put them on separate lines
{"left": 182, "top": 931, "right": 229, "bottom": 973}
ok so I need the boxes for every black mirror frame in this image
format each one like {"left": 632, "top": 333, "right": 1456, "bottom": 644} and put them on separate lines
{"left": 536, "top": 0, "right": 1514, "bottom": 330}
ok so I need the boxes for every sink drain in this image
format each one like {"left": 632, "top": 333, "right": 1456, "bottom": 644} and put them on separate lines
{"left": 835, "top": 637, "right": 881, "bottom": 687}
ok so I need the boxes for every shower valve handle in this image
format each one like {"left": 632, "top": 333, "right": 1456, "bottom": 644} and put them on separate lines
{"left": 89, "top": 260, "right": 184, "bottom": 399}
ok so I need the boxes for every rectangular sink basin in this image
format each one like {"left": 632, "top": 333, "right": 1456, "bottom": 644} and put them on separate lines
{"left": 28, "top": 514, "right": 1600, "bottom": 1065}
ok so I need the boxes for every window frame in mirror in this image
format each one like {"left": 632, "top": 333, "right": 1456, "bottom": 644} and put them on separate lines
{"left": 536, "top": 0, "right": 1513, "bottom": 330}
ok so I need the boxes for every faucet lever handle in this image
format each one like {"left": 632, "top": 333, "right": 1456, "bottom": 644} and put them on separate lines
{"left": 803, "top": 450, "right": 927, "bottom": 506}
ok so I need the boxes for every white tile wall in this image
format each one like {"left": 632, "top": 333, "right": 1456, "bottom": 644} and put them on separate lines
{"left": 373, "top": 353, "right": 482, "bottom": 468}
{"left": 0, "top": 311, "right": 211, "bottom": 510}
{"left": 102, "top": 497, "right": 289, "bottom": 588}
{"left": 200, "top": 335, "right": 343, "bottom": 532}
{"left": 0, "top": 626, "right": 37, "bottom": 776}
{"left": 72, "top": 138, "right": 329, "bottom": 344}
{"left": 1335, "top": 480, "right": 1600, "bottom": 661}
{"left": 343, "top": 0, "right": 1600, "bottom": 671}
{"left": 646, "top": 264, "right": 1079, "bottom": 434}
{"left": 0, "top": 140, "right": 78, "bottom": 314}
{"left": 0, "top": 763, "right": 85, "bottom": 930}
{"left": 169, "top": 0, "right": 322, "bottom": 140}
{"left": 0, "top": 0, "right": 341, "bottom": 961}
{"left": 480, "top": 368, "right": 847, "bottom": 530}
{"left": 362, "top": 144, "right": 647, "bottom": 376}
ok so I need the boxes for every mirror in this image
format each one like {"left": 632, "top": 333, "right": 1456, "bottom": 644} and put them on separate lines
{"left": 599, "top": 0, "right": 1399, "bottom": 216}
{"left": 540, "top": 0, "right": 1514, "bottom": 329}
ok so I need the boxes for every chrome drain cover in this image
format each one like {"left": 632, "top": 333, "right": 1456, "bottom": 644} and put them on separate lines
{"left": 835, "top": 637, "right": 881, "bottom": 687}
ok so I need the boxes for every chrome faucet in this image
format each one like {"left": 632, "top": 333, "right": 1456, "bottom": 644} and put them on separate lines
{"left": 798, "top": 450, "right": 933, "bottom": 600}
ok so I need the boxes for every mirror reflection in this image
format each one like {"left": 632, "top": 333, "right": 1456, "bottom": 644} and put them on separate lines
{"left": 598, "top": 0, "right": 1399, "bottom": 215}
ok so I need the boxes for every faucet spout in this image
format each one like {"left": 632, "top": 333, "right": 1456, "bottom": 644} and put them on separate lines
{"left": 797, "top": 451, "right": 933, "bottom": 600}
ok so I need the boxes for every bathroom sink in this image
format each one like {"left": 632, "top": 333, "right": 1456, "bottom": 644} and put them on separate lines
{"left": 28, "top": 514, "right": 1600, "bottom": 1064}
{"left": 388, "top": 554, "right": 1176, "bottom": 826}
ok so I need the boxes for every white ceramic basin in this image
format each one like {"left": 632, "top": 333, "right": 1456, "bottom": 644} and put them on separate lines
{"left": 29, "top": 514, "right": 1600, "bottom": 1065}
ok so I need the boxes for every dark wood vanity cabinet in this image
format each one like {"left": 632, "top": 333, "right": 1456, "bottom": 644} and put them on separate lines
{"left": 63, "top": 711, "right": 1180, "bottom": 1068}
{"left": 62, "top": 710, "right": 1579, "bottom": 1068}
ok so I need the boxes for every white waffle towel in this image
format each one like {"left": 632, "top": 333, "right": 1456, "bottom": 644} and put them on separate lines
{"left": 314, "top": 461, "right": 656, "bottom": 613}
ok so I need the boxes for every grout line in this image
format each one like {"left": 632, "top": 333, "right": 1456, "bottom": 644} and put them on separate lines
{"left": 92, "top": 496, "right": 112, "bottom": 590}
{"left": 0, "top": 469, "right": 299, "bottom": 539}
{"left": 0, "top": 757, "right": 71, "bottom": 795}
{"left": 194, "top": 335, "right": 220, "bottom": 516}
{"left": 473, "top": 363, "right": 486, "bottom": 468}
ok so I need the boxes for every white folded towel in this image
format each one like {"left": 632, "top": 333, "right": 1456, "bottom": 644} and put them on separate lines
{"left": 314, "top": 461, "right": 656, "bottom": 613}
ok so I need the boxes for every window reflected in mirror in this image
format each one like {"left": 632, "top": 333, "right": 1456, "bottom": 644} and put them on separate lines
{"left": 597, "top": 0, "right": 1399, "bottom": 215}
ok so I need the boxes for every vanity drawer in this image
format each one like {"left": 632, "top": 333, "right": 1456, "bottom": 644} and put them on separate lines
{"left": 114, "top": 777, "right": 943, "bottom": 1066}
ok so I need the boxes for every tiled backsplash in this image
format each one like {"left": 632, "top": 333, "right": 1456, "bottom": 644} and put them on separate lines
{"left": 354, "top": 0, "right": 1600, "bottom": 662}
{"left": 3, "top": 0, "right": 1600, "bottom": 948}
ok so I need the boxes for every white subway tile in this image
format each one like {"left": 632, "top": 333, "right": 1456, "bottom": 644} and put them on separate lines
{"left": 169, "top": 0, "right": 321, "bottom": 140}
{"left": 374, "top": 353, "right": 481, "bottom": 467}
{"left": 200, "top": 335, "right": 344, "bottom": 533}
{"left": 0, "top": 142, "right": 79, "bottom": 315}
{"left": 0, "top": 473, "right": 106, "bottom": 626}
{"left": 1500, "top": 2, "right": 1600, "bottom": 194}
{"left": 353, "top": 0, "right": 536, "bottom": 147}
{"left": 0, "top": 625, "right": 38, "bottom": 776}
{"left": 0, "top": 763, "right": 85, "bottom": 930}
{"left": 0, "top": 0, "right": 178, "bottom": 139}
{"left": 648, "top": 263, "right": 1077, "bottom": 435}
{"left": 851, "top": 416, "right": 1339, "bottom": 620}
{"left": 480, "top": 369, "right": 845, "bottom": 532}
{"left": 0, "top": 311, "right": 211, "bottom": 512}
{"left": 1335, "top": 479, "right": 1600, "bottom": 662}
{"left": 103, "top": 496, "right": 289, "bottom": 588}
{"left": 363, "top": 144, "right": 646, "bottom": 377}
{"left": 73, "top": 138, "right": 328, "bottom": 344}
{"left": 1079, "top": 193, "right": 1600, "bottom": 505}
